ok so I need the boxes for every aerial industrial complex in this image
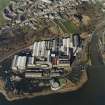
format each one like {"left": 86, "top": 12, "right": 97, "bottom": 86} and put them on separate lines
{"left": 1, "top": 0, "right": 105, "bottom": 101}
{"left": 10, "top": 34, "right": 82, "bottom": 92}
{"left": 0, "top": 0, "right": 90, "bottom": 101}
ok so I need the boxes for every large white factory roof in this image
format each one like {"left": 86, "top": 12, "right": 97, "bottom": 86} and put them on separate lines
{"left": 12, "top": 55, "right": 18, "bottom": 70}
{"left": 17, "top": 56, "right": 27, "bottom": 70}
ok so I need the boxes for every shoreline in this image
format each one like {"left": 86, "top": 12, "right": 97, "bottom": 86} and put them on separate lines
{"left": 0, "top": 71, "right": 88, "bottom": 101}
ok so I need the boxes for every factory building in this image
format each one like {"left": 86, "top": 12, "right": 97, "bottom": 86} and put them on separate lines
{"left": 69, "top": 48, "right": 74, "bottom": 59}
{"left": 63, "top": 38, "right": 67, "bottom": 48}
{"left": 25, "top": 72, "right": 42, "bottom": 78}
{"left": 26, "top": 67, "right": 48, "bottom": 72}
{"left": 45, "top": 40, "right": 53, "bottom": 50}
{"left": 11, "top": 75, "right": 22, "bottom": 82}
{"left": 27, "top": 56, "right": 35, "bottom": 67}
{"left": 58, "top": 38, "right": 63, "bottom": 46}
{"left": 33, "top": 41, "right": 45, "bottom": 57}
{"left": 45, "top": 40, "right": 49, "bottom": 50}
{"left": 12, "top": 55, "right": 27, "bottom": 73}
{"left": 67, "top": 38, "right": 70, "bottom": 55}
{"left": 32, "top": 42, "right": 37, "bottom": 57}
{"left": 51, "top": 57, "right": 58, "bottom": 65}
{"left": 62, "top": 38, "right": 68, "bottom": 54}
{"left": 37, "top": 42, "right": 41, "bottom": 57}
{"left": 16, "top": 56, "right": 27, "bottom": 70}
{"left": 58, "top": 55, "right": 70, "bottom": 65}
{"left": 52, "top": 39, "right": 57, "bottom": 51}
{"left": 12, "top": 55, "right": 18, "bottom": 70}
{"left": 11, "top": 35, "right": 82, "bottom": 80}
{"left": 50, "top": 50, "right": 59, "bottom": 65}
{"left": 72, "top": 34, "right": 81, "bottom": 47}
{"left": 50, "top": 72, "right": 61, "bottom": 77}
{"left": 47, "top": 50, "right": 51, "bottom": 62}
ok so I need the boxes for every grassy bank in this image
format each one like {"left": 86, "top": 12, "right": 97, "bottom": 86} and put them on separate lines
{"left": 54, "top": 19, "right": 77, "bottom": 35}
{"left": 0, "top": 0, "right": 10, "bottom": 26}
{"left": 61, "top": 20, "right": 76, "bottom": 34}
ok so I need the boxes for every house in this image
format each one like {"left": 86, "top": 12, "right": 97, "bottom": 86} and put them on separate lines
{"left": 40, "top": 41, "right": 46, "bottom": 57}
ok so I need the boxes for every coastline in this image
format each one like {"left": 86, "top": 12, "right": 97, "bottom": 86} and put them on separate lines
{"left": 0, "top": 70, "right": 88, "bottom": 101}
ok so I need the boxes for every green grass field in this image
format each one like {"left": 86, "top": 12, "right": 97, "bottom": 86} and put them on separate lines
{"left": 54, "top": 19, "right": 77, "bottom": 35}
{"left": 0, "top": 0, "right": 10, "bottom": 26}
{"left": 61, "top": 20, "right": 76, "bottom": 34}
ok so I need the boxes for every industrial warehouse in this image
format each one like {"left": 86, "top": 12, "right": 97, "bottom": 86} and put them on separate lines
{"left": 7, "top": 34, "right": 83, "bottom": 93}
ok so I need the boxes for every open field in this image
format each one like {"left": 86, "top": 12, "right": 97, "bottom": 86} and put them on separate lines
{"left": 54, "top": 19, "right": 76, "bottom": 35}
{"left": 61, "top": 20, "right": 76, "bottom": 34}
{"left": 0, "top": 0, "right": 10, "bottom": 26}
